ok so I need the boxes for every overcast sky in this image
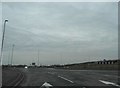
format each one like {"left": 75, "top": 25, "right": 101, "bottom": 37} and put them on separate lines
{"left": 2, "top": 2, "right": 118, "bottom": 65}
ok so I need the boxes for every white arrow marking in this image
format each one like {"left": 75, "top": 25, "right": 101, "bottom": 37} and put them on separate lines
{"left": 41, "top": 82, "right": 53, "bottom": 88}
{"left": 99, "top": 80, "right": 120, "bottom": 87}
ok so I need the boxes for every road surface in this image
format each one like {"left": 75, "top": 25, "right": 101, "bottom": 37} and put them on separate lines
{"left": 18, "top": 68, "right": 120, "bottom": 88}
{"left": 2, "top": 68, "right": 20, "bottom": 86}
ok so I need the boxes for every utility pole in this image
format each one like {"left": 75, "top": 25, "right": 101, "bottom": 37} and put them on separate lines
{"left": 11, "top": 44, "right": 15, "bottom": 66}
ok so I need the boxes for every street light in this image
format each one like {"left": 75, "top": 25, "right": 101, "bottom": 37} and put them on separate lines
{"left": 0, "top": 19, "right": 8, "bottom": 65}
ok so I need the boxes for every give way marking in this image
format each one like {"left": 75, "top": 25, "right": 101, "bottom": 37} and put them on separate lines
{"left": 40, "top": 82, "right": 53, "bottom": 88}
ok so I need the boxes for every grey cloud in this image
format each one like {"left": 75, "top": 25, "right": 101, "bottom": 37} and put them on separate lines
{"left": 2, "top": 2, "right": 118, "bottom": 65}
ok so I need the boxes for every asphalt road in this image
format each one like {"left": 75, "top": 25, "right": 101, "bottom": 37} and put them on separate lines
{"left": 2, "top": 68, "right": 20, "bottom": 86}
{"left": 19, "top": 68, "right": 119, "bottom": 88}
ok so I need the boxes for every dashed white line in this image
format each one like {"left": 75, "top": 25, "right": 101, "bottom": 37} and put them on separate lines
{"left": 58, "top": 75, "right": 74, "bottom": 83}
{"left": 48, "top": 72, "right": 74, "bottom": 83}
{"left": 99, "top": 80, "right": 120, "bottom": 87}
{"left": 48, "top": 72, "right": 55, "bottom": 75}
{"left": 104, "top": 75, "right": 110, "bottom": 77}
{"left": 104, "top": 75, "right": 120, "bottom": 78}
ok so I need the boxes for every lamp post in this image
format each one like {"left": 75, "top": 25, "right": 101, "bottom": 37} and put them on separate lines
{"left": 0, "top": 19, "right": 8, "bottom": 65}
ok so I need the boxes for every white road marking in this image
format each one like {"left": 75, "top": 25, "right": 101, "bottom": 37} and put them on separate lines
{"left": 48, "top": 72, "right": 55, "bottom": 75}
{"left": 104, "top": 75, "right": 110, "bottom": 77}
{"left": 58, "top": 75, "right": 74, "bottom": 83}
{"left": 41, "top": 82, "right": 53, "bottom": 88}
{"left": 99, "top": 80, "right": 120, "bottom": 87}
{"left": 104, "top": 75, "right": 120, "bottom": 78}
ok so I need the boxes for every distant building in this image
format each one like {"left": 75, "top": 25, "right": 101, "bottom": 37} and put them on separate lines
{"left": 97, "top": 59, "right": 119, "bottom": 65}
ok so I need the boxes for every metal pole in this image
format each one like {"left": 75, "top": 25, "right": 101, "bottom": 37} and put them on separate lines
{"left": 61, "top": 52, "right": 62, "bottom": 65}
{"left": 8, "top": 50, "right": 11, "bottom": 65}
{"left": 8, "top": 51, "right": 10, "bottom": 65}
{"left": 37, "top": 49, "right": 39, "bottom": 66}
{"left": 0, "top": 19, "right": 8, "bottom": 65}
{"left": 11, "top": 44, "right": 15, "bottom": 66}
